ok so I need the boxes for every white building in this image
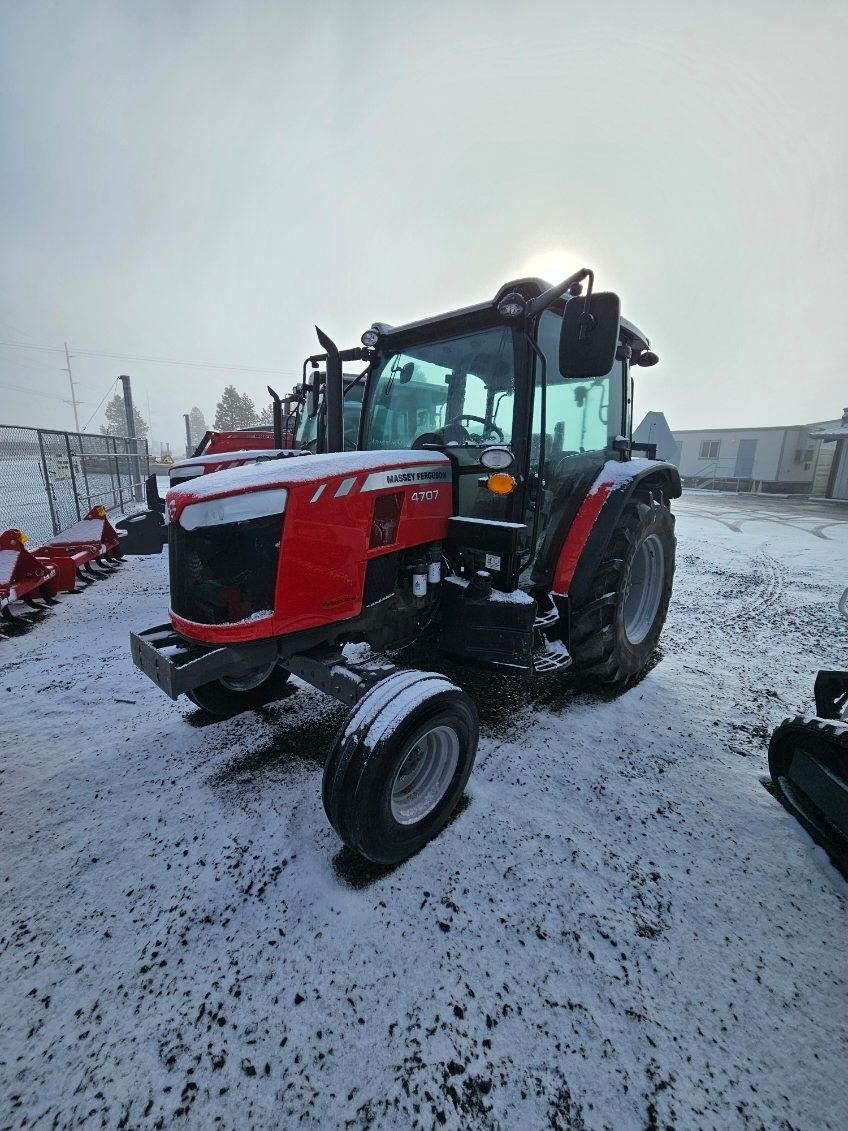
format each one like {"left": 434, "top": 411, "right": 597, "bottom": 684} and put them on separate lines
{"left": 671, "top": 416, "right": 845, "bottom": 495}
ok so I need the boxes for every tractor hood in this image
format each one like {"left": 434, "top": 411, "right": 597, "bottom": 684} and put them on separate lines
{"left": 166, "top": 449, "right": 451, "bottom": 524}
{"left": 165, "top": 449, "right": 454, "bottom": 644}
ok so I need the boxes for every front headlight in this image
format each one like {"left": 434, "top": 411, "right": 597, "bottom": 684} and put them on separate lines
{"left": 179, "top": 488, "right": 288, "bottom": 531}
{"left": 480, "top": 446, "right": 514, "bottom": 471}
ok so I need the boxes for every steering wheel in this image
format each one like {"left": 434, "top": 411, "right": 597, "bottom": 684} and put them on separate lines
{"left": 443, "top": 414, "right": 505, "bottom": 444}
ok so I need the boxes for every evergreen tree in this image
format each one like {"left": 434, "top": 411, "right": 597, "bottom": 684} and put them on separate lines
{"left": 188, "top": 405, "right": 207, "bottom": 447}
{"left": 100, "top": 392, "right": 148, "bottom": 439}
{"left": 257, "top": 403, "right": 273, "bottom": 427}
{"left": 213, "top": 385, "right": 258, "bottom": 430}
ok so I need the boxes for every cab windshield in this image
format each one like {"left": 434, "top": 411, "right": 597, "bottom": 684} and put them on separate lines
{"left": 362, "top": 326, "right": 516, "bottom": 450}
{"left": 296, "top": 380, "right": 364, "bottom": 450}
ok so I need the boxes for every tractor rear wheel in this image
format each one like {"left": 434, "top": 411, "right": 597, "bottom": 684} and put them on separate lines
{"left": 186, "top": 663, "right": 292, "bottom": 718}
{"left": 322, "top": 670, "right": 479, "bottom": 864}
{"left": 570, "top": 489, "right": 675, "bottom": 689}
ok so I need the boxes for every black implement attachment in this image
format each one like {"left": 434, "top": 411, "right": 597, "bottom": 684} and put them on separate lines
{"left": 768, "top": 670, "right": 848, "bottom": 880}
{"left": 115, "top": 473, "right": 168, "bottom": 556}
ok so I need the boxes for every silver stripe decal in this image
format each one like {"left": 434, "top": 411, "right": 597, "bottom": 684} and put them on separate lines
{"left": 334, "top": 476, "right": 358, "bottom": 498}
{"left": 310, "top": 483, "right": 326, "bottom": 504}
{"left": 360, "top": 464, "right": 450, "bottom": 492}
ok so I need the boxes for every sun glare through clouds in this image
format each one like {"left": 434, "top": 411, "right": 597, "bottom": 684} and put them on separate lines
{"left": 519, "top": 249, "right": 598, "bottom": 287}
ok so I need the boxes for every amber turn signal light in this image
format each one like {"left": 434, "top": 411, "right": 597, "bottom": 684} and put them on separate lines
{"left": 485, "top": 472, "right": 517, "bottom": 496}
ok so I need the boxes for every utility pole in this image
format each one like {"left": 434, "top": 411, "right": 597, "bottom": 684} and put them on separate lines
{"left": 184, "top": 413, "right": 192, "bottom": 458}
{"left": 64, "top": 341, "right": 81, "bottom": 433}
{"left": 119, "top": 374, "right": 144, "bottom": 501}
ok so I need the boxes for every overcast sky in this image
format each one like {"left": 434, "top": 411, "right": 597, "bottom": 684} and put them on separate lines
{"left": 2, "top": 0, "right": 846, "bottom": 451}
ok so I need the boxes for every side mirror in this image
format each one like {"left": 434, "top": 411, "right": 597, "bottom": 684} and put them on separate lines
{"left": 559, "top": 292, "right": 621, "bottom": 378}
{"left": 307, "top": 372, "right": 322, "bottom": 417}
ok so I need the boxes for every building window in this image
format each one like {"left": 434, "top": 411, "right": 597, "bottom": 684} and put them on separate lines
{"left": 700, "top": 440, "right": 720, "bottom": 459}
{"left": 794, "top": 447, "right": 814, "bottom": 464}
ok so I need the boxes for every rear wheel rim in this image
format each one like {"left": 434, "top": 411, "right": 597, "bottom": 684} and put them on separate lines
{"left": 220, "top": 662, "right": 276, "bottom": 692}
{"left": 623, "top": 533, "right": 665, "bottom": 645}
{"left": 390, "top": 725, "right": 460, "bottom": 826}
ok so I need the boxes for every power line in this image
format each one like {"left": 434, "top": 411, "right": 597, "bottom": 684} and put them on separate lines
{"left": 0, "top": 342, "right": 63, "bottom": 353}
{"left": 0, "top": 339, "right": 295, "bottom": 376}
{"left": 74, "top": 349, "right": 295, "bottom": 377}
{"left": 0, "top": 353, "right": 66, "bottom": 375}
{"left": 0, "top": 381, "right": 67, "bottom": 401}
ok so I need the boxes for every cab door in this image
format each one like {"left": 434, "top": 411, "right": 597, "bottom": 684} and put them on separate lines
{"left": 524, "top": 309, "right": 625, "bottom": 585}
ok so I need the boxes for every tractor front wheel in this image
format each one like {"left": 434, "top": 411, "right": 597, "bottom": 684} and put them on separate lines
{"left": 322, "top": 670, "right": 479, "bottom": 864}
{"left": 570, "top": 489, "right": 675, "bottom": 689}
{"left": 186, "top": 663, "right": 292, "bottom": 718}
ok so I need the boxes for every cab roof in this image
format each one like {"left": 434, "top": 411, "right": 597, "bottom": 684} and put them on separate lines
{"left": 373, "top": 277, "right": 651, "bottom": 352}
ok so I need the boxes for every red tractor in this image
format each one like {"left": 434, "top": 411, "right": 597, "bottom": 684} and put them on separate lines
{"left": 131, "top": 269, "right": 680, "bottom": 862}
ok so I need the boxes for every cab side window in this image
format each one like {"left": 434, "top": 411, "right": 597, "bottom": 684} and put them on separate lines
{"left": 532, "top": 309, "right": 622, "bottom": 473}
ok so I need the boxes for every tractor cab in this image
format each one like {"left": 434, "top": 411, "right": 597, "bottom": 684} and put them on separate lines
{"left": 333, "top": 275, "right": 664, "bottom": 590}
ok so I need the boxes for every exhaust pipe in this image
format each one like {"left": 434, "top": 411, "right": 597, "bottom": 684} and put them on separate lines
{"left": 267, "top": 386, "right": 283, "bottom": 449}
{"left": 315, "top": 327, "right": 344, "bottom": 453}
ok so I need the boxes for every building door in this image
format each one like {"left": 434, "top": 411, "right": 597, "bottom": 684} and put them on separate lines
{"left": 734, "top": 438, "right": 757, "bottom": 478}
{"left": 831, "top": 443, "right": 848, "bottom": 500}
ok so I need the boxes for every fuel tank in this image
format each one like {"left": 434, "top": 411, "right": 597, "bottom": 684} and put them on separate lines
{"left": 164, "top": 450, "right": 453, "bottom": 644}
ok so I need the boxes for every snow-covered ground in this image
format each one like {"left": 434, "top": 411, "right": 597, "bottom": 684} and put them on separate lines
{"left": 1, "top": 495, "right": 847, "bottom": 1129}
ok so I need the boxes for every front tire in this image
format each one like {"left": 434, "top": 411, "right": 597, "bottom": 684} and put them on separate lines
{"left": 186, "top": 663, "right": 292, "bottom": 718}
{"left": 570, "top": 489, "right": 675, "bottom": 688}
{"left": 322, "top": 670, "right": 479, "bottom": 864}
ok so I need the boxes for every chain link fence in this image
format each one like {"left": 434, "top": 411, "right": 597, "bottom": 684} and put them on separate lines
{"left": 0, "top": 424, "right": 149, "bottom": 545}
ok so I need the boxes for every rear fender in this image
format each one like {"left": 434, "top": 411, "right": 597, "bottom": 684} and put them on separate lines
{"left": 553, "top": 458, "right": 680, "bottom": 605}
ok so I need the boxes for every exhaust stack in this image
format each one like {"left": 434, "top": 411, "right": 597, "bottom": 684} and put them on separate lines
{"left": 315, "top": 328, "right": 344, "bottom": 453}
{"left": 267, "top": 386, "right": 283, "bottom": 449}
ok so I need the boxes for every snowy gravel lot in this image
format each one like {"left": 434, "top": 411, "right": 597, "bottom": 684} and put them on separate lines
{"left": 2, "top": 494, "right": 847, "bottom": 1130}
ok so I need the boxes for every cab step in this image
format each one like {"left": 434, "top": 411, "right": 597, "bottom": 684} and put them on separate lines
{"left": 533, "top": 633, "right": 572, "bottom": 673}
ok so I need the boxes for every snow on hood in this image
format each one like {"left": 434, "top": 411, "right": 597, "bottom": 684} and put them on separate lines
{"left": 169, "top": 449, "right": 303, "bottom": 471}
{"left": 168, "top": 449, "right": 451, "bottom": 501}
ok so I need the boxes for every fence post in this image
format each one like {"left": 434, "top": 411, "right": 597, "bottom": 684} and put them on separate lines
{"left": 105, "top": 434, "right": 118, "bottom": 509}
{"left": 111, "top": 435, "right": 124, "bottom": 509}
{"left": 119, "top": 374, "right": 144, "bottom": 502}
{"left": 36, "top": 430, "right": 60, "bottom": 536}
{"left": 77, "top": 432, "right": 92, "bottom": 513}
{"left": 64, "top": 432, "right": 82, "bottom": 520}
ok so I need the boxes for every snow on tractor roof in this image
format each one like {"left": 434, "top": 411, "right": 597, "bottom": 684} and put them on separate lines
{"left": 168, "top": 448, "right": 450, "bottom": 501}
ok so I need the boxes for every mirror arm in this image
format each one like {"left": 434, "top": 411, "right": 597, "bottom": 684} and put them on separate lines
{"left": 523, "top": 330, "right": 547, "bottom": 563}
{"left": 525, "top": 268, "right": 594, "bottom": 318}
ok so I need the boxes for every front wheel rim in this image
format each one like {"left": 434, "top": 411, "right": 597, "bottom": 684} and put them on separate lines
{"left": 623, "top": 533, "right": 665, "bottom": 644}
{"left": 390, "top": 725, "right": 460, "bottom": 826}
{"left": 220, "top": 662, "right": 277, "bottom": 692}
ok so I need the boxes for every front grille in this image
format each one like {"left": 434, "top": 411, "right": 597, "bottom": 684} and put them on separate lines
{"left": 169, "top": 514, "right": 282, "bottom": 625}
